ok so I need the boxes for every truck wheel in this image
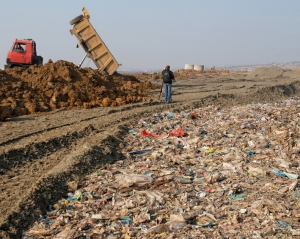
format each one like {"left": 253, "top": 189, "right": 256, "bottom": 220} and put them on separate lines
{"left": 69, "top": 15, "right": 84, "bottom": 25}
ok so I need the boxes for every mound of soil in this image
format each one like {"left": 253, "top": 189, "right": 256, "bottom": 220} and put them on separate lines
{"left": 0, "top": 60, "right": 158, "bottom": 121}
{"left": 132, "top": 69, "right": 236, "bottom": 81}
{"left": 246, "top": 67, "right": 285, "bottom": 80}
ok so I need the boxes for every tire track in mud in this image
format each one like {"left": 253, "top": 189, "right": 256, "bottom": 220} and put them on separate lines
{"left": 0, "top": 125, "right": 97, "bottom": 174}
{"left": 1, "top": 81, "right": 300, "bottom": 238}
{"left": 0, "top": 125, "right": 100, "bottom": 237}
{"left": 0, "top": 127, "right": 126, "bottom": 238}
{"left": 0, "top": 109, "right": 111, "bottom": 147}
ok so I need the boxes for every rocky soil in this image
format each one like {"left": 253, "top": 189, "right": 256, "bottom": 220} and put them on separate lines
{"left": 0, "top": 60, "right": 158, "bottom": 121}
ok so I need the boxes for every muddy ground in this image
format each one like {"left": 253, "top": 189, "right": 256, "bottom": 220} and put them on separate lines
{"left": 0, "top": 66, "right": 300, "bottom": 238}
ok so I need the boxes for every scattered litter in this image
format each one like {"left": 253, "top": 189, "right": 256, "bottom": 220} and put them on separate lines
{"left": 23, "top": 98, "right": 300, "bottom": 238}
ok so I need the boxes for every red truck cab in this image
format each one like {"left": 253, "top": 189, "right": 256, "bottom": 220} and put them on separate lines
{"left": 5, "top": 39, "right": 43, "bottom": 69}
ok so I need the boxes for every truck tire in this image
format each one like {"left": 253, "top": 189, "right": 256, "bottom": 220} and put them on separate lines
{"left": 69, "top": 15, "right": 84, "bottom": 25}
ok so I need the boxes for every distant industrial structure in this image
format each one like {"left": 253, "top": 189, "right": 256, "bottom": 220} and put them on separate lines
{"left": 184, "top": 64, "right": 204, "bottom": 71}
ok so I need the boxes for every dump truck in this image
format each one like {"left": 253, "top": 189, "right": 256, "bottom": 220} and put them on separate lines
{"left": 69, "top": 7, "right": 119, "bottom": 75}
{"left": 5, "top": 39, "right": 43, "bottom": 69}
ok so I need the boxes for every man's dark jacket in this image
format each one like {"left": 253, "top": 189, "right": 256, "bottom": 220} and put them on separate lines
{"left": 162, "top": 70, "right": 175, "bottom": 84}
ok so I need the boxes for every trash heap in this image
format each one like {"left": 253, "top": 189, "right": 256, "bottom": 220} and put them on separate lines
{"left": 24, "top": 98, "right": 300, "bottom": 238}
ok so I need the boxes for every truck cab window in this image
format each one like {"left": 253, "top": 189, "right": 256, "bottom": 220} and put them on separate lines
{"left": 13, "top": 43, "right": 25, "bottom": 52}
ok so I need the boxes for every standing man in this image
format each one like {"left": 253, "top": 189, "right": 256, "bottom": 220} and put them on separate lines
{"left": 162, "top": 65, "right": 175, "bottom": 103}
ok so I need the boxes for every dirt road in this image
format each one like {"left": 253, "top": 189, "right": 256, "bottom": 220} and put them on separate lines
{"left": 1, "top": 67, "right": 300, "bottom": 238}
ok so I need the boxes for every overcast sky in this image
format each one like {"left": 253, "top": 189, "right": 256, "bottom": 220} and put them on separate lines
{"left": 1, "top": 1, "right": 299, "bottom": 71}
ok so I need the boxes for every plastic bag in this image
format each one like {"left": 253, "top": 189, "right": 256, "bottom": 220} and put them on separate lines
{"left": 248, "top": 166, "right": 266, "bottom": 176}
{"left": 114, "top": 174, "right": 154, "bottom": 188}
{"left": 273, "top": 168, "right": 298, "bottom": 179}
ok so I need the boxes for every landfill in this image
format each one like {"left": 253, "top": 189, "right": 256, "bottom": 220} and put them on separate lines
{"left": 22, "top": 97, "right": 300, "bottom": 238}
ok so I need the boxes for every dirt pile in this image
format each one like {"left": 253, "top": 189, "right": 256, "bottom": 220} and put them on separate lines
{"left": 246, "top": 67, "right": 285, "bottom": 80}
{"left": 246, "top": 67, "right": 300, "bottom": 81}
{"left": 132, "top": 69, "right": 242, "bottom": 81}
{"left": 0, "top": 60, "right": 157, "bottom": 121}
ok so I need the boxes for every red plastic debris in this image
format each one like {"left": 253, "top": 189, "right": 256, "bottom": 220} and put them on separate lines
{"left": 141, "top": 130, "right": 164, "bottom": 138}
{"left": 190, "top": 113, "right": 199, "bottom": 119}
{"left": 169, "top": 128, "right": 185, "bottom": 137}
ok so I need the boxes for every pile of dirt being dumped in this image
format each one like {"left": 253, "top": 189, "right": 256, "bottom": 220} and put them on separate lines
{"left": 0, "top": 60, "right": 157, "bottom": 121}
{"left": 246, "top": 67, "right": 285, "bottom": 80}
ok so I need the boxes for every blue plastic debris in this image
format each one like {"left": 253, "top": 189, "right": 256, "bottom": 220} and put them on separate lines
{"left": 128, "top": 129, "right": 137, "bottom": 134}
{"left": 67, "top": 194, "right": 83, "bottom": 201}
{"left": 277, "top": 220, "right": 291, "bottom": 229}
{"left": 247, "top": 151, "right": 255, "bottom": 157}
{"left": 231, "top": 191, "right": 248, "bottom": 200}
{"left": 168, "top": 113, "right": 174, "bottom": 119}
{"left": 41, "top": 218, "right": 56, "bottom": 223}
{"left": 273, "top": 168, "right": 298, "bottom": 179}
{"left": 120, "top": 216, "right": 132, "bottom": 224}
